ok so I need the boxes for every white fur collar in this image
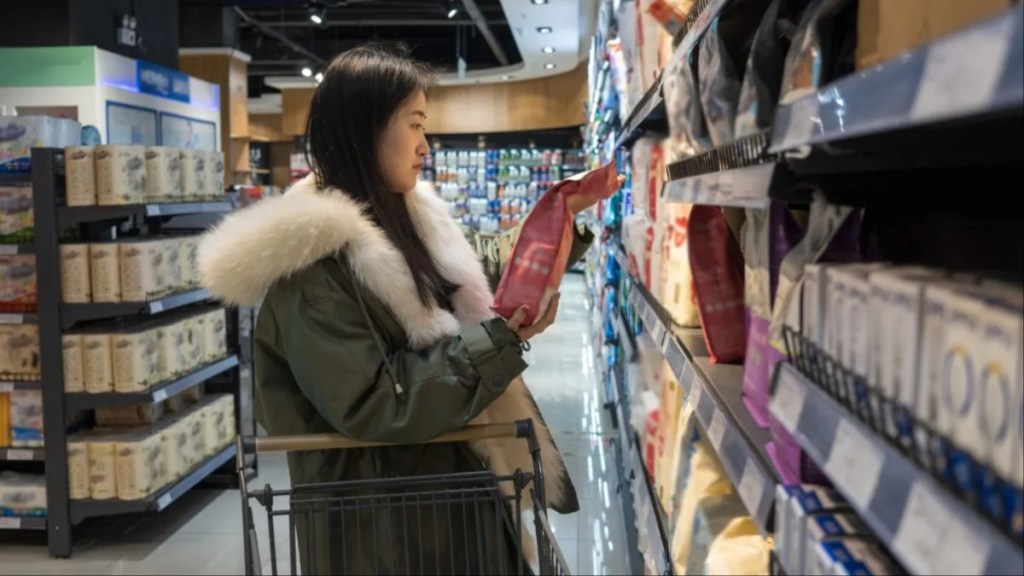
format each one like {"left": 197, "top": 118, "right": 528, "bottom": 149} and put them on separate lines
{"left": 197, "top": 174, "right": 495, "bottom": 349}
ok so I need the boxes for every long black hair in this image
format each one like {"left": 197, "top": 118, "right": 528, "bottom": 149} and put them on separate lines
{"left": 305, "top": 43, "right": 454, "bottom": 308}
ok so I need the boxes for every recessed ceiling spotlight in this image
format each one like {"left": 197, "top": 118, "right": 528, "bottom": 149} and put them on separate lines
{"left": 542, "top": 46, "right": 555, "bottom": 54}
{"left": 301, "top": 67, "right": 312, "bottom": 77}
{"left": 544, "top": 63, "right": 556, "bottom": 69}
{"left": 537, "top": 26, "right": 552, "bottom": 33}
{"left": 314, "top": 72, "right": 324, "bottom": 83}
{"left": 531, "top": 0, "right": 547, "bottom": 4}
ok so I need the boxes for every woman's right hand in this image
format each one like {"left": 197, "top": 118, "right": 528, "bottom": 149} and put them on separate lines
{"left": 505, "top": 292, "right": 561, "bottom": 342}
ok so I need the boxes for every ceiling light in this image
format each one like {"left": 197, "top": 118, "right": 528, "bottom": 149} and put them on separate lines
{"left": 537, "top": 26, "right": 552, "bottom": 33}
{"left": 301, "top": 67, "right": 312, "bottom": 77}
{"left": 531, "top": 0, "right": 548, "bottom": 4}
{"left": 447, "top": 7, "right": 458, "bottom": 18}
{"left": 309, "top": 4, "right": 326, "bottom": 25}
{"left": 314, "top": 72, "right": 324, "bottom": 82}
{"left": 542, "top": 46, "right": 555, "bottom": 54}
{"left": 544, "top": 63, "right": 556, "bottom": 70}
{"left": 310, "top": 13, "right": 322, "bottom": 24}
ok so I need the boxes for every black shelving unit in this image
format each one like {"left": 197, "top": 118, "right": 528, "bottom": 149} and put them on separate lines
{"left": 2, "top": 147, "right": 257, "bottom": 558}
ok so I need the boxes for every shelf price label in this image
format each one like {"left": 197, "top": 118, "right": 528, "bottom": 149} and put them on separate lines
{"left": 0, "top": 517, "right": 20, "bottom": 529}
{"left": 0, "top": 314, "right": 24, "bottom": 324}
{"left": 707, "top": 409, "right": 726, "bottom": 451}
{"left": 149, "top": 301, "right": 165, "bottom": 314}
{"left": 0, "top": 245, "right": 18, "bottom": 255}
{"left": 152, "top": 389, "right": 168, "bottom": 403}
{"left": 770, "top": 368, "right": 807, "bottom": 433}
{"left": 894, "top": 481, "right": 990, "bottom": 575}
{"left": 825, "top": 419, "right": 883, "bottom": 510}
{"left": 0, "top": 382, "right": 13, "bottom": 393}
{"left": 6, "top": 449, "right": 34, "bottom": 461}
{"left": 156, "top": 493, "right": 173, "bottom": 510}
{"left": 738, "top": 461, "right": 766, "bottom": 517}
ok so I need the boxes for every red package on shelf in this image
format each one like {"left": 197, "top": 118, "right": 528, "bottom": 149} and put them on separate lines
{"left": 688, "top": 205, "right": 746, "bottom": 363}
{"left": 492, "top": 162, "right": 618, "bottom": 326}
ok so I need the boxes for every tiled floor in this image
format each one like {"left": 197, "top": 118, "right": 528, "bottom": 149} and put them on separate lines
{"left": 0, "top": 274, "right": 629, "bottom": 575}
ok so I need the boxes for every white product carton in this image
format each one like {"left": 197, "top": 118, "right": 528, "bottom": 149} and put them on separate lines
{"left": 59, "top": 243, "right": 92, "bottom": 303}
{"left": 201, "top": 308, "right": 227, "bottom": 362}
{"left": 936, "top": 289, "right": 986, "bottom": 459}
{"left": 205, "top": 150, "right": 225, "bottom": 197}
{"left": 775, "top": 485, "right": 801, "bottom": 573}
{"left": 155, "top": 319, "right": 187, "bottom": 381}
{"left": 0, "top": 471, "right": 47, "bottom": 517}
{"left": 181, "top": 315, "right": 204, "bottom": 371}
{"left": 95, "top": 145, "right": 146, "bottom": 205}
{"left": 82, "top": 331, "right": 114, "bottom": 393}
{"left": 64, "top": 146, "right": 97, "bottom": 206}
{"left": 789, "top": 486, "right": 850, "bottom": 576}
{"left": 801, "top": 264, "right": 828, "bottom": 347}
{"left": 86, "top": 434, "right": 119, "bottom": 499}
{"left": 9, "top": 389, "right": 43, "bottom": 447}
{"left": 144, "top": 146, "right": 182, "bottom": 200}
{"left": 112, "top": 326, "right": 160, "bottom": 393}
{"left": 162, "top": 238, "right": 183, "bottom": 294}
{"left": 179, "top": 235, "right": 200, "bottom": 287}
{"left": 180, "top": 149, "right": 205, "bottom": 198}
{"left": 114, "top": 429, "right": 162, "bottom": 500}
{"left": 0, "top": 325, "right": 41, "bottom": 379}
{"left": 119, "top": 240, "right": 162, "bottom": 302}
{"left": 916, "top": 283, "right": 970, "bottom": 444}
{"left": 62, "top": 333, "right": 84, "bottom": 392}
{"left": 164, "top": 416, "right": 190, "bottom": 481}
{"left": 974, "top": 291, "right": 1023, "bottom": 486}
{"left": 804, "top": 513, "right": 870, "bottom": 576}
{"left": 815, "top": 538, "right": 899, "bottom": 576}
{"left": 89, "top": 242, "right": 122, "bottom": 303}
{"left": 67, "top": 436, "right": 90, "bottom": 500}
{"left": 185, "top": 407, "right": 205, "bottom": 467}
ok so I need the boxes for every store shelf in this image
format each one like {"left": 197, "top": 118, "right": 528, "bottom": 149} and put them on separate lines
{"left": 58, "top": 201, "right": 233, "bottom": 227}
{"left": 65, "top": 355, "right": 239, "bottom": 412}
{"left": 0, "top": 243, "right": 35, "bottom": 255}
{"left": 770, "top": 363, "right": 1024, "bottom": 576}
{"left": 673, "top": 0, "right": 730, "bottom": 59}
{"left": 0, "top": 516, "right": 46, "bottom": 530}
{"left": 770, "top": 5, "right": 1023, "bottom": 153}
{"left": 0, "top": 380, "right": 41, "bottom": 393}
{"left": 61, "top": 288, "right": 212, "bottom": 328}
{"left": 629, "top": 284, "right": 777, "bottom": 536}
{"left": 0, "top": 313, "right": 38, "bottom": 325}
{"left": 632, "top": 432, "right": 673, "bottom": 576}
{"left": 70, "top": 443, "right": 236, "bottom": 523}
{"left": 0, "top": 447, "right": 45, "bottom": 461}
{"left": 0, "top": 173, "right": 32, "bottom": 186}
{"left": 614, "top": 75, "right": 667, "bottom": 150}
{"left": 664, "top": 163, "right": 779, "bottom": 209}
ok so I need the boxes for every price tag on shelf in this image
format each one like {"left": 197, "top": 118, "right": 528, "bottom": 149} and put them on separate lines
{"left": 0, "top": 517, "right": 20, "bottom": 529}
{"left": 0, "top": 382, "right": 13, "bottom": 393}
{"left": 769, "top": 368, "right": 807, "bottom": 433}
{"left": 689, "top": 382, "right": 703, "bottom": 411}
{"left": 0, "top": 245, "right": 18, "bottom": 255}
{"left": 707, "top": 409, "right": 726, "bottom": 450}
{"left": 825, "top": 419, "right": 883, "bottom": 510}
{"left": 157, "top": 493, "right": 173, "bottom": 510}
{"left": 0, "top": 314, "right": 24, "bottom": 324}
{"left": 149, "top": 301, "right": 164, "bottom": 314}
{"left": 894, "top": 481, "right": 990, "bottom": 576}
{"left": 152, "top": 389, "right": 168, "bottom": 403}
{"left": 738, "top": 460, "right": 766, "bottom": 516}
{"left": 6, "top": 449, "right": 34, "bottom": 461}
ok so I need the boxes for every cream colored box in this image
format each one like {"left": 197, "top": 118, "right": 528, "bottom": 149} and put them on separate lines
{"left": 95, "top": 145, "right": 146, "bottom": 205}
{"left": 62, "top": 333, "right": 84, "bottom": 393}
{"left": 89, "top": 242, "right": 121, "bottom": 303}
{"left": 86, "top": 435, "right": 118, "bottom": 500}
{"left": 213, "top": 394, "right": 236, "bottom": 448}
{"left": 185, "top": 408, "right": 205, "bottom": 468}
{"left": 119, "top": 240, "right": 162, "bottom": 302}
{"left": 67, "top": 436, "right": 90, "bottom": 500}
{"left": 95, "top": 401, "right": 164, "bottom": 427}
{"left": 144, "top": 146, "right": 182, "bottom": 200}
{"left": 162, "top": 238, "right": 183, "bottom": 294}
{"left": 0, "top": 325, "right": 40, "bottom": 379}
{"left": 181, "top": 315, "right": 204, "bottom": 372}
{"left": 82, "top": 331, "right": 114, "bottom": 393}
{"left": 115, "top": 430, "right": 162, "bottom": 500}
{"left": 60, "top": 244, "right": 92, "bottom": 303}
{"left": 179, "top": 236, "right": 200, "bottom": 287}
{"left": 199, "top": 400, "right": 221, "bottom": 457}
{"left": 202, "top": 308, "right": 227, "bottom": 362}
{"left": 112, "top": 327, "right": 160, "bottom": 393}
{"left": 155, "top": 319, "right": 187, "bottom": 381}
{"left": 180, "top": 149, "right": 205, "bottom": 198}
{"left": 64, "top": 146, "right": 97, "bottom": 206}
{"left": 206, "top": 150, "right": 225, "bottom": 197}
{"left": 164, "top": 416, "right": 191, "bottom": 481}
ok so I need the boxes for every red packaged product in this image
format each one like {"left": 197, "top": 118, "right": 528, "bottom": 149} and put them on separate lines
{"left": 493, "top": 162, "right": 618, "bottom": 326}
{"left": 688, "top": 205, "right": 746, "bottom": 363}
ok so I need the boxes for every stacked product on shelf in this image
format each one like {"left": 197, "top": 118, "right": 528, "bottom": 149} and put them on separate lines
{"left": 0, "top": 471, "right": 46, "bottom": 520}
{"left": 0, "top": 115, "right": 81, "bottom": 174}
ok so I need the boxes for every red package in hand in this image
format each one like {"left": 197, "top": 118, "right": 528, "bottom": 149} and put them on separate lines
{"left": 493, "top": 162, "right": 618, "bottom": 325}
{"left": 688, "top": 205, "right": 746, "bottom": 363}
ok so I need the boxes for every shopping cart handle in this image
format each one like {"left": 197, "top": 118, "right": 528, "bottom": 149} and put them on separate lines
{"left": 239, "top": 420, "right": 536, "bottom": 455}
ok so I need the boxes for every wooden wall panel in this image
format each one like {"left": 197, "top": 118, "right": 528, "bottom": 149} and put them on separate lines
{"left": 249, "top": 114, "right": 288, "bottom": 142}
{"left": 228, "top": 57, "right": 250, "bottom": 138}
{"left": 275, "top": 64, "right": 587, "bottom": 137}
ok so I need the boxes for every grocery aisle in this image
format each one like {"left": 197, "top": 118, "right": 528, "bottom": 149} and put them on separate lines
{"left": 0, "top": 273, "right": 627, "bottom": 576}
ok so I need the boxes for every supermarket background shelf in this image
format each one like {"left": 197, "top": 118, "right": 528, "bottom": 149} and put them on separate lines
{"left": 630, "top": 284, "right": 777, "bottom": 536}
{"left": 0, "top": 517, "right": 46, "bottom": 530}
{"left": 64, "top": 355, "right": 240, "bottom": 412}
{"left": 0, "top": 243, "right": 35, "bottom": 255}
{"left": 0, "top": 381, "right": 41, "bottom": 393}
{"left": 614, "top": 76, "right": 667, "bottom": 150}
{"left": 770, "top": 363, "right": 1024, "bottom": 576}
{"left": 0, "top": 313, "right": 38, "bottom": 325}
{"left": 0, "top": 173, "right": 33, "bottom": 186}
{"left": 0, "top": 447, "right": 45, "bottom": 461}
{"left": 632, "top": 432, "right": 673, "bottom": 576}
{"left": 57, "top": 201, "right": 233, "bottom": 227}
{"left": 69, "top": 443, "right": 237, "bottom": 524}
{"left": 60, "top": 288, "right": 212, "bottom": 328}
{"left": 770, "top": 5, "right": 1023, "bottom": 154}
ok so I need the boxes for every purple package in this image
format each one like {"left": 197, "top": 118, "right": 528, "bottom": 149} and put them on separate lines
{"left": 765, "top": 193, "right": 863, "bottom": 484}
{"left": 741, "top": 202, "right": 806, "bottom": 427}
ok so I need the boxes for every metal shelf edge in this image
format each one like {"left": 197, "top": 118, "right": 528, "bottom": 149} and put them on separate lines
{"left": 66, "top": 355, "right": 239, "bottom": 411}
{"left": 663, "top": 163, "right": 777, "bottom": 209}
{"left": 0, "top": 516, "right": 47, "bottom": 530}
{"left": 70, "top": 443, "right": 237, "bottom": 523}
{"left": 61, "top": 288, "right": 212, "bottom": 327}
{"left": 0, "top": 447, "right": 46, "bottom": 462}
{"left": 770, "top": 363, "right": 1024, "bottom": 575}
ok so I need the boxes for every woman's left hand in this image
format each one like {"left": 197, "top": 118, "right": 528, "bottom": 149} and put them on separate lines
{"left": 567, "top": 174, "right": 626, "bottom": 215}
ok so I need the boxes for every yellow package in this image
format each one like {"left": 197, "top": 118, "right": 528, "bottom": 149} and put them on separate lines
{"left": 655, "top": 361, "right": 684, "bottom": 506}
{"left": 670, "top": 437, "right": 733, "bottom": 575}
{"left": 0, "top": 392, "right": 10, "bottom": 447}
{"left": 704, "top": 516, "right": 772, "bottom": 576}
{"left": 685, "top": 493, "right": 749, "bottom": 576}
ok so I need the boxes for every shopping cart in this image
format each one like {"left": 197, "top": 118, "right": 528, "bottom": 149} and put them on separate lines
{"left": 237, "top": 419, "right": 572, "bottom": 576}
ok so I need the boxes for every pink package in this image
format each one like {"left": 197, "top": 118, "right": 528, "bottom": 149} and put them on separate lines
{"left": 493, "top": 162, "right": 618, "bottom": 326}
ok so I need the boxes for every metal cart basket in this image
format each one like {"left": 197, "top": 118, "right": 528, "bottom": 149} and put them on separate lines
{"left": 237, "top": 419, "right": 571, "bottom": 576}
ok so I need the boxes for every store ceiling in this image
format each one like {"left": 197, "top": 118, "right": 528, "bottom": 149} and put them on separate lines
{"left": 180, "top": 0, "right": 596, "bottom": 113}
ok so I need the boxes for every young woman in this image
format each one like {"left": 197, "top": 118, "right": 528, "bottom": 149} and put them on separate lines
{"left": 198, "top": 44, "right": 618, "bottom": 574}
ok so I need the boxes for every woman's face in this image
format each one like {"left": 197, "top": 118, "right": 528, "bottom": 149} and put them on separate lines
{"left": 378, "top": 90, "right": 430, "bottom": 193}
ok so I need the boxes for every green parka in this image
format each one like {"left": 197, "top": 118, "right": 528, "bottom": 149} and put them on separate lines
{"left": 198, "top": 175, "right": 591, "bottom": 574}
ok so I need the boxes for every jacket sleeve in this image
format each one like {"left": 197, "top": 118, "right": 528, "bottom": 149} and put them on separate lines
{"left": 281, "top": 286, "right": 528, "bottom": 444}
{"left": 477, "top": 222, "right": 596, "bottom": 291}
